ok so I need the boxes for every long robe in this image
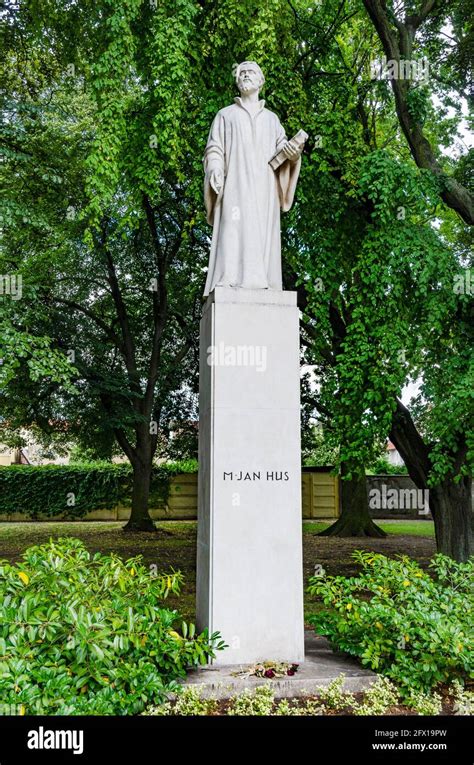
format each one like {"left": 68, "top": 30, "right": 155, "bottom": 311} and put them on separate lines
{"left": 203, "top": 97, "right": 301, "bottom": 297}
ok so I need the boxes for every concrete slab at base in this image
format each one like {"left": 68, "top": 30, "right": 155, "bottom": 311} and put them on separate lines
{"left": 182, "top": 632, "right": 377, "bottom": 700}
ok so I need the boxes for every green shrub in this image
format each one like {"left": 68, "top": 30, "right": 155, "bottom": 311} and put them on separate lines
{"left": 142, "top": 675, "right": 454, "bottom": 717}
{"left": 307, "top": 551, "right": 473, "bottom": 697}
{"left": 353, "top": 677, "right": 399, "bottom": 715}
{"left": 272, "top": 698, "right": 308, "bottom": 716}
{"left": 367, "top": 458, "right": 408, "bottom": 475}
{"left": 313, "top": 675, "right": 351, "bottom": 712}
{"left": 146, "top": 686, "right": 218, "bottom": 716}
{"left": 227, "top": 685, "right": 275, "bottom": 716}
{"left": 450, "top": 679, "right": 474, "bottom": 715}
{"left": 404, "top": 689, "right": 442, "bottom": 716}
{"left": 0, "top": 460, "right": 198, "bottom": 518}
{"left": 0, "top": 537, "right": 223, "bottom": 714}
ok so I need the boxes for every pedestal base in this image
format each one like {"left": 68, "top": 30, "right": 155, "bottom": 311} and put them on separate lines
{"left": 183, "top": 633, "right": 377, "bottom": 697}
{"left": 197, "top": 287, "right": 304, "bottom": 664}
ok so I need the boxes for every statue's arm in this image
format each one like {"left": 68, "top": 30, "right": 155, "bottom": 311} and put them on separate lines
{"left": 203, "top": 113, "right": 225, "bottom": 222}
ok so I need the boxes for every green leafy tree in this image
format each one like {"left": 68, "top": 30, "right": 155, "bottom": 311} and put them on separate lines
{"left": 362, "top": 0, "right": 473, "bottom": 224}
{"left": 1, "top": 0, "right": 472, "bottom": 557}
{"left": 0, "top": 1, "right": 204, "bottom": 529}
{"left": 284, "top": 0, "right": 472, "bottom": 554}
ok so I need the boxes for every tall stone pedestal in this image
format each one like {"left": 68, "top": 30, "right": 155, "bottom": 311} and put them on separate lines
{"left": 197, "top": 287, "right": 304, "bottom": 665}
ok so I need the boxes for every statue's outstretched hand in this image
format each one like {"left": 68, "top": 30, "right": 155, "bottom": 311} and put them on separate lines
{"left": 210, "top": 168, "right": 224, "bottom": 194}
{"left": 282, "top": 139, "right": 301, "bottom": 163}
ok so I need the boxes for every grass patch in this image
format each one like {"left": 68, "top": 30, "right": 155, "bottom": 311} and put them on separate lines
{"left": 377, "top": 520, "right": 434, "bottom": 537}
{"left": 303, "top": 520, "right": 434, "bottom": 537}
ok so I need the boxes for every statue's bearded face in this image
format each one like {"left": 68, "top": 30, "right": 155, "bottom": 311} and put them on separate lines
{"left": 237, "top": 65, "right": 263, "bottom": 95}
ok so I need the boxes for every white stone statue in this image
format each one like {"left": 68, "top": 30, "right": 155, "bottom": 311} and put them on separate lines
{"left": 203, "top": 61, "right": 305, "bottom": 297}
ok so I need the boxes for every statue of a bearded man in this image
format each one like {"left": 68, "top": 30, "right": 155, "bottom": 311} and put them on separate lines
{"left": 203, "top": 61, "right": 304, "bottom": 297}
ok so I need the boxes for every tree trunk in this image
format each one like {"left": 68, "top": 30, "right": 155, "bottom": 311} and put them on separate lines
{"left": 123, "top": 453, "right": 156, "bottom": 532}
{"left": 429, "top": 476, "right": 473, "bottom": 562}
{"left": 390, "top": 398, "right": 473, "bottom": 561}
{"left": 319, "top": 465, "right": 386, "bottom": 537}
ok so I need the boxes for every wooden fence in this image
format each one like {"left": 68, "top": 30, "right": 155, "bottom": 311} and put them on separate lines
{"left": 3, "top": 469, "right": 341, "bottom": 521}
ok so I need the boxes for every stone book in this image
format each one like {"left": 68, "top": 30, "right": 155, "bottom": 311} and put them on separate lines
{"left": 269, "top": 129, "right": 308, "bottom": 170}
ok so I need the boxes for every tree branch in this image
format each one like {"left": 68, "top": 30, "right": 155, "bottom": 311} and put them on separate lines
{"left": 362, "top": 0, "right": 474, "bottom": 224}
{"left": 99, "top": 226, "right": 141, "bottom": 405}
{"left": 54, "top": 298, "right": 124, "bottom": 351}
{"left": 113, "top": 427, "right": 136, "bottom": 465}
{"left": 389, "top": 397, "right": 432, "bottom": 487}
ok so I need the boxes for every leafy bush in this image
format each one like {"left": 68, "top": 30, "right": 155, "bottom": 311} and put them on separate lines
{"left": 144, "top": 675, "right": 432, "bottom": 716}
{"left": 313, "top": 675, "right": 351, "bottom": 712}
{"left": 451, "top": 679, "right": 474, "bottom": 715}
{"left": 404, "top": 689, "right": 442, "bottom": 716}
{"left": 367, "top": 458, "right": 408, "bottom": 475}
{"left": 353, "top": 677, "right": 399, "bottom": 715}
{"left": 308, "top": 551, "right": 473, "bottom": 697}
{"left": 0, "top": 460, "right": 198, "bottom": 518}
{"left": 0, "top": 538, "right": 223, "bottom": 714}
{"left": 227, "top": 685, "right": 275, "bottom": 716}
{"left": 147, "top": 685, "right": 218, "bottom": 716}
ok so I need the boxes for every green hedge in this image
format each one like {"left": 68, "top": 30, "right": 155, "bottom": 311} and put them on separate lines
{"left": 0, "top": 460, "right": 198, "bottom": 519}
{"left": 0, "top": 537, "right": 223, "bottom": 713}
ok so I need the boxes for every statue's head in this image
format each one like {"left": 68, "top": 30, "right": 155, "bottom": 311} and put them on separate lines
{"left": 235, "top": 61, "right": 265, "bottom": 95}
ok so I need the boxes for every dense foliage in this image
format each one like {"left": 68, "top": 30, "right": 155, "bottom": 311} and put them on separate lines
{"left": 367, "top": 458, "right": 409, "bottom": 476}
{"left": 0, "top": 0, "right": 472, "bottom": 548}
{"left": 0, "top": 460, "right": 197, "bottom": 517}
{"left": 0, "top": 538, "right": 223, "bottom": 714}
{"left": 308, "top": 551, "right": 473, "bottom": 696}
